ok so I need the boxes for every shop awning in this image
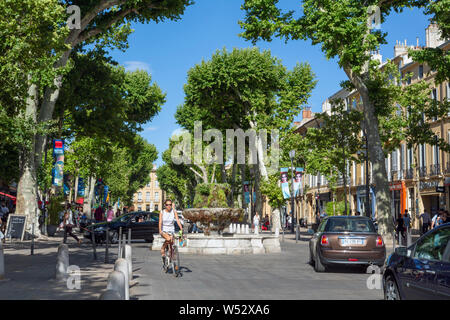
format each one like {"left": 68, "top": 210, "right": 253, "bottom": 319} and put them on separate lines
{"left": 0, "top": 192, "right": 16, "bottom": 200}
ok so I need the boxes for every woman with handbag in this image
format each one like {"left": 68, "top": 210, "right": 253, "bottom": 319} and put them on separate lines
{"left": 63, "top": 204, "right": 82, "bottom": 244}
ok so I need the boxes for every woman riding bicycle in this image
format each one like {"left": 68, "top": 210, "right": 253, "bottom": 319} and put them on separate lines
{"left": 159, "top": 199, "right": 183, "bottom": 265}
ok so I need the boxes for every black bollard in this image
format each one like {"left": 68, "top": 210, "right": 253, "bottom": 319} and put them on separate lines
{"left": 105, "top": 225, "right": 109, "bottom": 264}
{"left": 128, "top": 228, "right": 131, "bottom": 245}
{"left": 91, "top": 228, "right": 97, "bottom": 260}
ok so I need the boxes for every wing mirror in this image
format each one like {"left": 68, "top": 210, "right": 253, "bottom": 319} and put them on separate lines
{"left": 395, "top": 247, "right": 410, "bottom": 257}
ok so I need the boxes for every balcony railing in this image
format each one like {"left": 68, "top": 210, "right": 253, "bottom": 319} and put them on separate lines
{"left": 390, "top": 170, "right": 399, "bottom": 181}
{"left": 403, "top": 168, "right": 414, "bottom": 179}
{"left": 430, "top": 164, "right": 441, "bottom": 176}
{"left": 419, "top": 166, "right": 427, "bottom": 177}
{"left": 337, "top": 176, "right": 350, "bottom": 186}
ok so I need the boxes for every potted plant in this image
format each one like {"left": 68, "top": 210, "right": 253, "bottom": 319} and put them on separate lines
{"left": 47, "top": 196, "right": 64, "bottom": 236}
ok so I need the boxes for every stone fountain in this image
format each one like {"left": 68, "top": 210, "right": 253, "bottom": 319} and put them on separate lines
{"left": 151, "top": 184, "right": 281, "bottom": 254}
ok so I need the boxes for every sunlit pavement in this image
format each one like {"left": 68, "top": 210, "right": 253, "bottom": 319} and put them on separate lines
{"left": 130, "top": 233, "right": 383, "bottom": 300}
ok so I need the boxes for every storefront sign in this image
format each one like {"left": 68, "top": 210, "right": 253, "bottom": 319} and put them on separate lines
{"left": 389, "top": 182, "right": 403, "bottom": 191}
{"left": 436, "top": 186, "right": 445, "bottom": 193}
{"left": 420, "top": 180, "right": 440, "bottom": 191}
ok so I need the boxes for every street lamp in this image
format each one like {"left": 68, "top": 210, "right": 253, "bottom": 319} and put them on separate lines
{"left": 289, "top": 150, "right": 296, "bottom": 235}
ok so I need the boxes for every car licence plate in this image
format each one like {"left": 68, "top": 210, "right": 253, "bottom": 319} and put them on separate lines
{"left": 341, "top": 238, "right": 365, "bottom": 246}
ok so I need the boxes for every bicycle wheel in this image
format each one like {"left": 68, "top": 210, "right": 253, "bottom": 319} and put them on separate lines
{"left": 173, "top": 245, "right": 180, "bottom": 277}
{"left": 163, "top": 246, "right": 170, "bottom": 273}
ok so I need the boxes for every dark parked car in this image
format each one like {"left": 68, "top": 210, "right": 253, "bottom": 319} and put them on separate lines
{"left": 383, "top": 223, "right": 450, "bottom": 300}
{"left": 309, "top": 216, "right": 386, "bottom": 272}
{"left": 84, "top": 211, "right": 159, "bottom": 243}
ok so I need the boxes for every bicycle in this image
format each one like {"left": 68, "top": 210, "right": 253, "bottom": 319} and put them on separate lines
{"left": 162, "top": 231, "right": 183, "bottom": 277}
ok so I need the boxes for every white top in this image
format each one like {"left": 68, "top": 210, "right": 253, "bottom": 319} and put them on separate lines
{"left": 64, "top": 210, "right": 74, "bottom": 225}
{"left": 253, "top": 215, "right": 260, "bottom": 226}
{"left": 161, "top": 209, "right": 175, "bottom": 233}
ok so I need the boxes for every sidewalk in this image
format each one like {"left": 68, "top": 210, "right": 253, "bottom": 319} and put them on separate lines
{"left": 0, "top": 233, "right": 118, "bottom": 300}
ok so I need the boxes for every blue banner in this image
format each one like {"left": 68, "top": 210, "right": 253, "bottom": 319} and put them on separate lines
{"left": 293, "top": 167, "right": 304, "bottom": 197}
{"left": 280, "top": 168, "right": 291, "bottom": 199}
{"left": 77, "top": 177, "right": 85, "bottom": 197}
{"left": 103, "top": 185, "right": 109, "bottom": 204}
{"left": 243, "top": 181, "right": 250, "bottom": 204}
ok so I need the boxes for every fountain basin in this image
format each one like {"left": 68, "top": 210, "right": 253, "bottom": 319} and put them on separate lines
{"left": 151, "top": 233, "right": 281, "bottom": 255}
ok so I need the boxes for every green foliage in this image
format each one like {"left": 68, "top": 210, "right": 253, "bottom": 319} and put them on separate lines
{"left": 325, "top": 201, "right": 346, "bottom": 217}
{"left": 302, "top": 102, "right": 363, "bottom": 182}
{"left": 193, "top": 183, "right": 230, "bottom": 208}
{"left": 47, "top": 195, "right": 65, "bottom": 225}
{"left": 260, "top": 174, "right": 285, "bottom": 209}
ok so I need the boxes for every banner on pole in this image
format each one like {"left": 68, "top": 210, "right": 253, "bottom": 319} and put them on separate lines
{"left": 243, "top": 181, "right": 250, "bottom": 204}
{"left": 293, "top": 167, "right": 304, "bottom": 197}
{"left": 280, "top": 168, "right": 290, "bottom": 199}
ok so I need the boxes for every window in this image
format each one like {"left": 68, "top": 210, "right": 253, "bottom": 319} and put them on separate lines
{"left": 419, "top": 65, "right": 423, "bottom": 79}
{"left": 155, "top": 180, "right": 159, "bottom": 188}
{"left": 146, "top": 192, "right": 150, "bottom": 202}
{"left": 146, "top": 204, "right": 150, "bottom": 211}
{"left": 155, "top": 204, "right": 159, "bottom": 211}
{"left": 138, "top": 192, "right": 142, "bottom": 201}
{"left": 154, "top": 192, "right": 159, "bottom": 202}
{"left": 352, "top": 98, "right": 357, "bottom": 109}
{"left": 413, "top": 227, "right": 450, "bottom": 262}
{"left": 419, "top": 144, "right": 426, "bottom": 168}
{"left": 137, "top": 206, "right": 142, "bottom": 211}
{"left": 431, "top": 89, "right": 438, "bottom": 121}
{"left": 433, "top": 137, "right": 440, "bottom": 165}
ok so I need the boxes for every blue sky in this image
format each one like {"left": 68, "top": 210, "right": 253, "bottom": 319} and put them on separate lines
{"left": 109, "top": 0, "right": 431, "bottom": 167}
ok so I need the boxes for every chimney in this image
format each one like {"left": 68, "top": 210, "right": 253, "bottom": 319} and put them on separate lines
{"left": 394, "top": 39, "right": 408, "bottom": 57}
{"left": 426, "top": 22, "right": 444, "bottom": 48}
{"left": 302, "top": 107, "right": 312, "bottom": 120}
{"left": 371, "top": 50, "right": 382, "bottom": 63}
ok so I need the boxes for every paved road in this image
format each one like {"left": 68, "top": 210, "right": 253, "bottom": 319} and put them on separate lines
{"left": 130, "top": 235, "right": 384, "bottom": 300}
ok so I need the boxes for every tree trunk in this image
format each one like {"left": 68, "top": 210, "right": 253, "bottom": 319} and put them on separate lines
{"left": 16, "top": 82, "right": 40, "bottom": 237}
{"left": 228, "top": 162, "right": 238, "bottom": 207}
{"left": 74, "top": 175, "right": 79, "bottom": 204}
{"left": 353, "top": 83, "right": 394, "bottom": 236}
{"left": 83, "top": 176, "right": 96, "bottom": 219}
{"left": 272, "top": 208, "right": 281, "bottom": 231}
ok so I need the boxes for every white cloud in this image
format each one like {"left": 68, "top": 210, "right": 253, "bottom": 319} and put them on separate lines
{"left": 146, "top": 126, "right": 158, "bottom": 132}
{"left": 170, "top": 128, "right": 189, "bottom": 138}
{"left": 124, "top": 61, "right": 151, "bottom": 73}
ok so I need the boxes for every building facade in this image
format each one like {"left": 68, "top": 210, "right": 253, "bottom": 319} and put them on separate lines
{"left": 294, "top": 23, "right": 449, "bottom": 229}
{"left": 132, "top": 164, "right": 165, "bottom": 212}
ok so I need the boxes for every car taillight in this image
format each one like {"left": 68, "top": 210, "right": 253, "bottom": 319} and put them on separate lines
{"left": 376, "top": 236, "right": 384, "bottom": 247}
{"left": 321, "top": 235, "right": 329, "bottom": 245}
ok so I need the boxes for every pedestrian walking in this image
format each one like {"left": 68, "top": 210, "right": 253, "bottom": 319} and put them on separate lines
{"left": 63, "top": 204, "right": 82, "bottom": 245}
{"left": 115, "top": 208, "right": 121, "bottom": 218}
{"left": 253, "top": 211, "right": 260, "bottom": 233}
{"left": 431, "top": 209, "right": 443, "bottom": 229}
{"left": 395, "top": 214, "right": 406, "bottom": 245}
{"left": 94, "top": 206, "right": 104, "bottom": 222}
{"left": 106, "top": 206, "right": 114, "bottom": 222}
{"left": 419, "top": 210, "right": 431, "bottom": 235}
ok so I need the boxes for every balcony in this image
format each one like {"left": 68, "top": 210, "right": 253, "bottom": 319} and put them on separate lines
{"left": 419, "top": 166, "right": 427, "bottom": 178}
{"left": 390, "top": 170, "right": 399, "bottom": 181}
{"left": 403, "top": 168, "right": 414, "bottom": 179}
{"left": 430, "top": 164, "right": 441, "bottom": 176}
{"left": 336, "top": 176, "right": 350, "bottom": 187}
